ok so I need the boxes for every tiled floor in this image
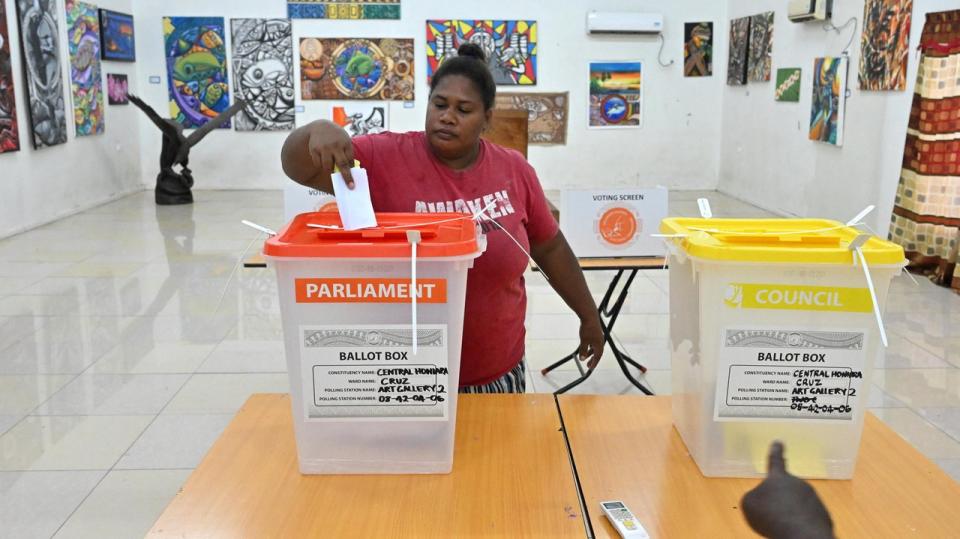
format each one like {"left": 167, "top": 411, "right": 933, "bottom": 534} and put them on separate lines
{"left": 1, "top": 190, "right": 959, "bottom": 537}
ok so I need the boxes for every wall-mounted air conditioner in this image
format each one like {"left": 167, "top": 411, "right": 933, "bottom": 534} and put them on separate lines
{"left": 788, "top": 0, "right": 833, "bottom": 22}
{"left": 586, "top": 11, "right": 664, "bottom": 35}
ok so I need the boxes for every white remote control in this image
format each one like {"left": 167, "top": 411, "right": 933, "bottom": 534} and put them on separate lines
{"left": 599, "top": 500, "right": 649, "bottom": 538}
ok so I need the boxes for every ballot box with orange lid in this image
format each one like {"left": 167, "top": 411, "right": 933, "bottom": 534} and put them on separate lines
{"left": 264, "top": 211, "right": 484, "bottom": 474}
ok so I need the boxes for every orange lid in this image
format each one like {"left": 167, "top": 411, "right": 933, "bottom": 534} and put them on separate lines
{"left": 263, "top": 212, "right": 480, "bottom": 258}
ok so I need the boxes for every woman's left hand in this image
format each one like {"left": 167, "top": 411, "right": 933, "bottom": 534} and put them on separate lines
{"left": 578, "top": 317, "right": 605, "bottom": 369}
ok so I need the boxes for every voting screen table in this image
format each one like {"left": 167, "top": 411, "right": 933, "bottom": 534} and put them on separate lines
{"left": 558, "top": 395, "right": 960, "bottom": 538}
{"left": 536, "top": 257, "right": 666, "bottom": 395}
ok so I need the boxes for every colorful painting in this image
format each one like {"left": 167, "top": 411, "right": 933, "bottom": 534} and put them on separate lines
{"left": 98, "top": 9, "right": 134, "bottom": 62}
{"left": 163, "top": 17, "right": 230, "bottom": 129}
{"left": 107, "top": 73, "right": 127, "bottom": 104}
{"left": 589, "top": 62, "right": 642, "bottom": 129}
{"left": 300, "top": 37, "right": 414, "bottom": 101}
{"left": 774, "top": 68, "right": 801, "bottom": 102}
{"left": 15, "top": 0, "right": 68, "bottom": 149}
{"left": 684, "top": 22, "right": 713, "bottom": 77}
{"left": 809, "top": 57, "right": 848, "bottom": 146}
{"left": 859, "top": 0, "right": 913, "bottom": 91}
{"left": 287, "top": 0, "right": 400, "bottom": 20}
{"left": 332, "top": 104, "right": 387, "bottom": 136}
{"left": 426, "top": 20, "right": 537, "bottom": 85}
{"left": 727, "top": 16, "right": 750, "bottom": 86}
{"left": 0, "top": 1, "right": 20, "bottom": 153}
{"left": 231, "top": 19, "right": 294, "bottom": 131}
{"left": 495, "top": 92, "right": 568, "bottom": 144}
{"left": 747, "top": 12, "right": 774, "bottom": 82}
{"left": 65, "top": 0, "right": 104, "bottom": 137}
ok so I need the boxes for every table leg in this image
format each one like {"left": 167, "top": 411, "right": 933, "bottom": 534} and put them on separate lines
{"left": 549, "top": 269, "right": 654, "bottom": 395}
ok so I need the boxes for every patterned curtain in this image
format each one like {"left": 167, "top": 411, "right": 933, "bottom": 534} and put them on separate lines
{"left": 889, "top": 10, "right": 960, "bottom": 289}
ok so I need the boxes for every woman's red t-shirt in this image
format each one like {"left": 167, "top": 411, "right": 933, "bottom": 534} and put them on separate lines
{"left": 352, "top": 131, "right": 558, "bottom": 386}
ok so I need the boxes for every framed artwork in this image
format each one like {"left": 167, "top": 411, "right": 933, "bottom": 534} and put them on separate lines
{"left": 774, "top": 68, "right": 801, "bottom": 102}
{"left": 426, "top": 20, "right": 537, "bottom": 85}
{"left": 66, "top": 0, "right": 104, "bottom": 136}
{"left": 683, "top": 22, "right": 713, "bottom": 77}
{"left": 287, "top": 0, "right": 400, "bottom": 20}
{"left": 859, "top": 0, "right": 912, "bottom": 90}
{"left": 231, "top": 18, "right": 295, "bottom": 131}
{"left": 589, "top": 61, "right": 642, "bottom": 129}
{"left": 107, "top": 73, "right": 128, "bottom": 105}
{"left": 163, "top": 17, "right": 231, "bottom": 128}
{"left": 495, "top": 92, "right": 568, "bottom": 144}
{"left": 99, "top": 9, "right": 135, "bottom": 62}
{"left": 727, "top": 16, "right": 750, "bottom": 86}
{"left": 300, "top": 37, "right": 414, "bottom": 101}
{"left": 809, "top": 57, "right": 848, "bottom": 146}
{"left": 15, "top": 0, "right": 68, "bottom": 148}
{"left": 747, "top": 11, "right": 773, "bottom": 82}
{"left": 332, "top": 103, "right": 387, "bottom": 136}
{"left": 0, "top": 0, "right": 20, "bottom": 153}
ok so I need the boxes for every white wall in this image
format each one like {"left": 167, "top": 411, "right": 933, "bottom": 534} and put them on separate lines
{"left": 0, "top": 0, "right": 141, "bottom": 239}
{"left": 717, "top": 0, "right": 958, "bottom": 233}
{"left": 132, "top": 0, "right": 726, "bottom": 191}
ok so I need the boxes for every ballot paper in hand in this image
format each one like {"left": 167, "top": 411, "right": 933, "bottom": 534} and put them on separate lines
{"left": 331, "top": 166, "right": 378, "bottom": 230}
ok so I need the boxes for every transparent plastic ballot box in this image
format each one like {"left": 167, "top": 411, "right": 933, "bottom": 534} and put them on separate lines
{"left": 660, "top": 218, "right": 904, "bottom": 479}
{"left": 264, "top": 211, "right": 483, "bottom": 474}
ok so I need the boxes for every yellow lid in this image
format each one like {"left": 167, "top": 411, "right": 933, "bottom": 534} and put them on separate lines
{"left": 659, "top": 218, "right": 905, "bottom": 265}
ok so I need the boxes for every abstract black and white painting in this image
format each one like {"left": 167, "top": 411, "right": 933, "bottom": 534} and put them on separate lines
{"left": 231, "top": 18, "right": 295, "bottom": 131}
{"left": 15, "top": 0, "right": 68, "bottom": 148}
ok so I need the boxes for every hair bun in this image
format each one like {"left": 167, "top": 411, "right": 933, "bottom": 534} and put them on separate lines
{"left": 457, "top": 43, "right": 486, "bottom": 62}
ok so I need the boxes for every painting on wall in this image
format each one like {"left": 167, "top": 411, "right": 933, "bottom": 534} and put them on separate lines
{"left": 727, "top": 16, "right": 750, "bottom": 86}
{"left": 426, "top": 20, "right": 537, "bottom": 85}
{"left": 300, "top": 37, "right": 414, "bottom": 101}
{"left": 0, "top": 1, "right": 21, "bottom": 153}
{"left": 287, "top": 0, "right": 400, "bottom": 20}
{"left": 15, "top": 0, "right": 68, "bottom": 149}
{"left": 774, "top": 68, "right": 801, "bottom": 102}
{"left": 859, "top": 0, "right": 912, "bottom": 91}
{"left": 747, "top": 11, "right": 774, "bottom": 82}
{"left": 683, "top": 22, "right": 712, "bottom": 77}
{"left": 65, "top": 0, "right": 104, "bottom": 137}
{"left": 332, "top": 103, "right": 387, "bottom": 137}
{"left": 98, "top": 9, "right": 134, "bottom": 62}
{"left": 106, "top": 73, "right": 127, "bottom": 105}
{"left": 588, "top": 62, "right": 641, "bottom": 129}
{"left": 163, "top": 17, "right": 231, "bottom": 129}
{"left": 809, "top": 57, "right": 848, "bottom": 146}
{"left": 231, "top": 18, "right": 294, "bottom": 131}
{"left": 495, "top": 92, "right": 568, "bottom": 144}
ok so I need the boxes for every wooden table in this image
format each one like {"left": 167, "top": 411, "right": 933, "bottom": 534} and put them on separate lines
{"left": 148, "top": 394, "right": 587, "bottom": 538}
{"left": 558, "top": 395, "right": 960, "bottom": 538}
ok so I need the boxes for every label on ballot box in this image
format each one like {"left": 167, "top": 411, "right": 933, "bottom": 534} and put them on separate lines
{"left": 714, "top": 328, "right": 867, "bottom": 422}
{"left": 299, "top": 325, "right": 449, "bottom": 421}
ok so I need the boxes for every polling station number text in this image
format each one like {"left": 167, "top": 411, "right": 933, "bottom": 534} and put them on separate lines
{"left": 379, "top": 391, "right": 446, "bottom": 404}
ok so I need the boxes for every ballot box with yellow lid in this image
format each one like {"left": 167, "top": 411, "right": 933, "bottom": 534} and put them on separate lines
{"left": 660, "top": 218, "right": 905, "bottom": 479}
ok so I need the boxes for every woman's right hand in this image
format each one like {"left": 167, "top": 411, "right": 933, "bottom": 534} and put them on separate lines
{"left": 281, "top": 119, "right": 353, "bottom": 192}
{"left": 307, "top": 120, "right": 356, "bottom": 188}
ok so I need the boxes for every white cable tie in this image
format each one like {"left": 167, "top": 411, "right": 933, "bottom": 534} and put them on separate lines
{"left": 473, "top": 204, "right": 550, "bottom": 281}
{"left": 407, "top": 230, "right": 421, "bottom": 356}
{"left": 697, "top": 198, "right": 713, "bottom": 219}
{"left": 853, "top": 245, "right": 888, "bottom": 347}
{"left": 241, "top": 220, "right": 276, "bottom": 236}
{"left": 306, "top": 223, "right": 341, "bottom": 230}
{"left": 846, "top": 205, "right": 876, "bottom": 226}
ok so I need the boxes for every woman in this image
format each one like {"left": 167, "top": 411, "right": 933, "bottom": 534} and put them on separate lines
{"left": 281, "top": 44, "right": 603, "bottom": 393}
